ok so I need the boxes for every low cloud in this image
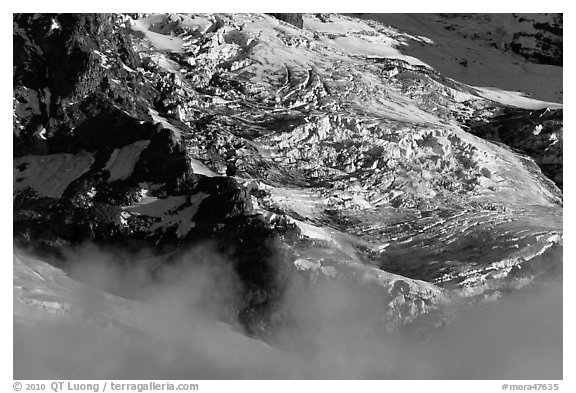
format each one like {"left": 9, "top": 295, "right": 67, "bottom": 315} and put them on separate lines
{"left": 13, "top": 243, "right": 562, "bottom": 379}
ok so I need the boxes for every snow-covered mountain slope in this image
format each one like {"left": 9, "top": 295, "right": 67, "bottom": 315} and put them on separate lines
{"left": 13, "top": 13, "right": 562, "bottom": 378}
{"left": 351, "top": 13, "right": 563, "bottom": 104}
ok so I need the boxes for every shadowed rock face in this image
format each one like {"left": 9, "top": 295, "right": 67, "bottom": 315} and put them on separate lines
{"left": 467, "top": 108, "right": 563, "bottom": 189}
{"left": 13, "top": 13, "right": 298, "bottom": 334}
{"left": 420, "top": 13, "right": 563, "bottom": 66}
{"left": 266, "top": 13, "right": 304, "bottom": 29}
{"left": 14, "top": 15, "right": 144, "bottom": 126}
{"left": 509, "top": 14, "right": 563, "bottom": 66}
{"left": 13, "top": 13, "right": 562, "bottom": 340}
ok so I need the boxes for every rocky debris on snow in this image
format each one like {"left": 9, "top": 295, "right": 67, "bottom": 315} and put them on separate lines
{"left": 435, "top": 13, "right": 562, "bottom": 66}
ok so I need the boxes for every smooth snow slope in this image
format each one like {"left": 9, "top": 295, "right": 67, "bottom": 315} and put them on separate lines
{"left": 14, "top": 153, "right": 95, "bottom": 198}
{"left": 351, "top": 14, "right": 562, "bottom": 106}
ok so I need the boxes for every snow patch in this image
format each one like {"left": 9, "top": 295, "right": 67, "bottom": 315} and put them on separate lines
{"left": 189, "top": 158, "right": 219, "bottom": 177}
{"left": 14, "top": 152, "right": 95, "bottom": 198}
{"left": 49, "top": 18, "right": 61, "bottom": 33}
{"left": 326, "top": 35, "right": 428, "bottom": 67}
{"left": 14, "top": 87, "right": 42, "bottom": 120}
{"left": 93, "top": 50, "right": 111, "bottom": 69}
{"left": 104, "top": 140, "right": 150, "bottom": 182}
{"left": 472, "top": 86, "right": 563, "bottom": 110}
{"left": 131, "top": 15, "right": 185, "bottom": 53}
{"left": 294, "top": 258, "right": 321, "bottom": 271}
{"left": 123, "top": 193, "right": 209, "bottom": 237}
{"left": 149, "top": 109, "right": 182, "bottom": 141}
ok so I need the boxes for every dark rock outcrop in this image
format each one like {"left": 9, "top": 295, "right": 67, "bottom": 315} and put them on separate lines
{"left": 266, "top": 13, "right": 304, "bottom": 29}
{"left": 510, "top": 14, "right": 563, "bottom": 66}
{"left": 13, "top": 13, "right": 299, "bottom": 336}
{"left": 467, "top": 108, "right": 563, "bottom": 189}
